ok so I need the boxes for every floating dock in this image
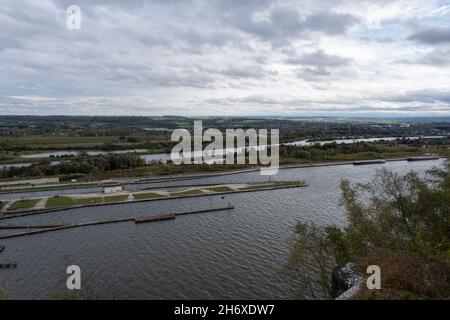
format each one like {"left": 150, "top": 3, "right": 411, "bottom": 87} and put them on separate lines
{"left": 407, "top": 156, "right": 440, "bottom": 162}
{"left": 0, "top": 206, "right": 234, "bottom": 240}
{"left": 0, "top": 224, "right": 66, "bottom": 230}
{"left": 0, "top": 262, "right": 16, "bottom": 269}
{"left": 353, "top": 160, "right": 386, "bottom": 166}
{"left": 135, "top": 214, "right": 176, "bottom": 223}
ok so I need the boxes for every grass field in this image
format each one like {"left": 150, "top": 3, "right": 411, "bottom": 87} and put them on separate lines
{"left": 206, "top": 186, "right": 232, "bottom": 192}
{"left": 104, "top": 195, "right": 129, "bottom": 202}
{"left": 170, "top": 189, "right": 204, "bottom": 196}
{"left": 75, "top": 197, "right": 103, "bottom": 205}
{"left": 46, "top": 196, "right": 78, "bottom": 208}
{"left": 133, "top": 192, "right": 166, "bottom": 200}
{"left": 2, "top": 181, "right": 308, "bottom": 212}
{"left": 9, "top": 199, "right": 40, "bottom": 210}
{"left": 0, "top": 183, "right": 97, "bottom": 194}
{"left": 8, "top": 134, "right": 121, "bottom": 145}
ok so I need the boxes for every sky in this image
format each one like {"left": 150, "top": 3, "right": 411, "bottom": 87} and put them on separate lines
{"left": 1, "top": 0, "right": 450, "bottom": 117}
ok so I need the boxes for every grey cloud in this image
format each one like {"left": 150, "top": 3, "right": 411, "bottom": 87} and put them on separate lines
{"left": 303, "top": 67, "right": 332, "bottom": 76}
{"left": 377, "top": 90, "right": 450, "bottom": 104}
{"left": 219, "top": 65, "right": 267, "bottom": 79}
{"left": 303, "top": 12, "right": 360, "bottom": 35}
{"left": 408, "top": 27, "right": 450, "bottom": 44}
{"left": 286, "top": 50, "right": 352, "bottom": 67}
{"left": 1, "top": 0, "right": 449, "bottom": 116}
{"left": 235, "top": 6, "right": 360, "bottom": 45}
{"left": 396, "top": 49, "right": 450, "bottom": 67}
{"left": 418, "top": 49, "right": 450, "bottom": 66}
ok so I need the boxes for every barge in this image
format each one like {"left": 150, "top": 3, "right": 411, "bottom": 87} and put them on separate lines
{"left": 353, "top": 160, "right": 386, "bottom": 166}
{"left": 407, "top": 157, "right": 440, "bottom": 162}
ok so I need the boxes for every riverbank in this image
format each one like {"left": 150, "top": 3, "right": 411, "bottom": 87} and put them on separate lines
{"left": 0, "top": 157, "right": 442, "bottom": 300}
{"left": 0, "top": 181, "right": 306, "bottom": 218}
{"left": 0, "top": 155, "right": 444, "bottom": 196}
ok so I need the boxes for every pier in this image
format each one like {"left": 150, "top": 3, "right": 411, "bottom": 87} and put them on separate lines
{"left": 0, "top": 206, "right": 234, "bottom": 240}
{"left": 135, "top": 214, "right": 176, "bottom": 223}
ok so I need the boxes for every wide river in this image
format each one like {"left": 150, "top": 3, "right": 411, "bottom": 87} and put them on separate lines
{"left": 0, "top": 159, "right": 444, "bottom": 299}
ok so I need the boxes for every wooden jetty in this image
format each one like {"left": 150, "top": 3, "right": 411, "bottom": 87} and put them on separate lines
{"left": 0, "top": 262, "right": 16, "bottom": 269}
{"left": 135, "top": 214, "right": 176, "bottom": 223}
{"left": 0, "top": 206, "right": 234, "bottom": 240}
{"left": 0, "top": 224, "right": 66, "bottom": 230}
{"left": 353, "top": 160, "right": 386, "bottom": 166}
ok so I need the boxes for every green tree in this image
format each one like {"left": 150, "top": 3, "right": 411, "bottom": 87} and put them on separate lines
{"left": 287, "top": 161, "right": 450, "bottom": 299}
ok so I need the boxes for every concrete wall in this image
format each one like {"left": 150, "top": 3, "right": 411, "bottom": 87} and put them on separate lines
{"left": 103, "top": 186, "right": 123, "bottom": 194}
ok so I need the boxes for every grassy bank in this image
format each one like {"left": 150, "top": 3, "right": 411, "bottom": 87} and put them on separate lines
{"left": 3, "top": 181, "right": 306, "bottom": 213}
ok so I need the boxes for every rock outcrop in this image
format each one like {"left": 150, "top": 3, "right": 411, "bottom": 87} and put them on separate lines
{"left": 331, "top": 262, "right": 363, "bottom": 300}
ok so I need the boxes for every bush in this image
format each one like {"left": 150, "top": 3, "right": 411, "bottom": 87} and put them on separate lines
{"left": 355, "top": 251, "right": 450, "bottom": 300}
{"left": 287, "top": 161, "right": 450, "bottom": 299}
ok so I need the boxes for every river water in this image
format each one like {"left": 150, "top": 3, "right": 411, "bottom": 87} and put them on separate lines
{"left": 0, "top": 159, "right": 443, "bottom": 299}
{"left": 2, "top": 135, "right": 445, "bottom": 169}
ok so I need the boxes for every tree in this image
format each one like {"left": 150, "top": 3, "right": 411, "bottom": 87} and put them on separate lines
{"left": 287, "top": 161, "right": 450, "bottom": 299}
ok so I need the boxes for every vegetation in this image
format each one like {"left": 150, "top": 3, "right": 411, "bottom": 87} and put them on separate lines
{"left": 9, "top": 199, "right": 40, "bottom": 210}
{"left": 2, "top": 182, "right": 305, "bottom": 213}
{"left": 76, "top": 197, "right": 103, "bottom": 205}
{"left": 287, "top": 161, "right": 450, "bottom": 299}
{"left": 133, "top": 192, "right": 165, "bottom": 200}
{"left": 0, "top": 153, "right": 145, "bottom": 180}
{"left": 170, "top": 189, "right": 204, "bottom": 196}
{"left": 279, "top": 141, "right": 439, "bottom": 164}
{"left": 206, "top": 186, "right": 233, "bottom": 192}
{"left": 0, "top": 183, "right": 97, "bottom": 194}
{"left": 104, "top": 195, "right": 129, "bottom": 203}
{"left": 46, "top": 196, "right": 78, "bottom": 208}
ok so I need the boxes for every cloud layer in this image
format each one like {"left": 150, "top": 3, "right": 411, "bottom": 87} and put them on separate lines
{"left": 1, "top": 0, "right": 450, "bottom": 116}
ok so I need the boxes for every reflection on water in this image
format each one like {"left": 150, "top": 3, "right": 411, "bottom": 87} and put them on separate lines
{"left": 0, "top": 159, "right": 443, "bottom": 299}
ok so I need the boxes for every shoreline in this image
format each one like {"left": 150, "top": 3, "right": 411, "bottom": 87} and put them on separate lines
{"left": 0, "top": 156, "right": 444, "bottom": 195}
{"left": 0, "top": 182, "right": 307, "bottom": 220}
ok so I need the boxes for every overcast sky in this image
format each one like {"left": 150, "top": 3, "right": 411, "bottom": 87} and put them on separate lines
{"left": 1, "top": 0, "right": 450, "bottom": 117}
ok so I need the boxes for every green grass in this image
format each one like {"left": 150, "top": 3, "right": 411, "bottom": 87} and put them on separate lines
{"left": 206, "top": 186, "right": 232, "bottom": 193}
{"left": 238, "top": 184, "right": 276, "bottom": 191}
{"left": 46, "top": 196, "right": 78, "bottom": 208}
{"left": 0, "top": 183, "right": 96, "bottom": 194}
{"left": 133, "top": 192, "right": 165, "bottom": 200}
{"left": 8, "top": 199, "right": 40, "bottom": 210}
{"left": 170, "top": 189, "right": 204, "bottom": 196}
{"left": 9, "top": 134, "right": 121, "bottom": 145}
{"left": 140, "top": 148, "right": 167, "bottom": 155}
{"left": 104, "top": 195, "right": 129, "bottom": 203}
{"left": 76, "top": 197, "right": 103, "bottom": 205}
{"left": 276, "top": 181, "right": 305, "bottom": 188}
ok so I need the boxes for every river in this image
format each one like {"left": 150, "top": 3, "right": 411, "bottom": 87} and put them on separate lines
{"left": 1, "top": 135, "right": 446, "bottom": 169}
{"left": 0, "top": 159, "right": 444, "bottom": 299}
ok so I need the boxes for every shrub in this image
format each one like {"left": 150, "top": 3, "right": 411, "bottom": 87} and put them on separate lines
{"left": 287, "top": 161, "right": 450, "bottom": 299}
